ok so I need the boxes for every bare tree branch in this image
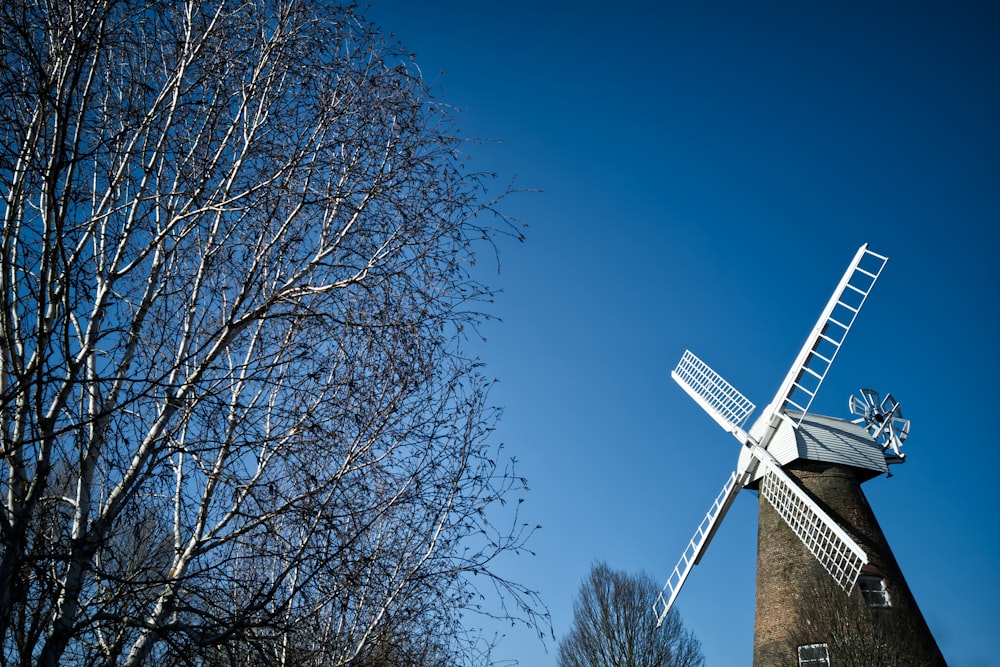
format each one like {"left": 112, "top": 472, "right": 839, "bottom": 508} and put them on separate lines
{"left": 0, "top": 1, "right": 542, "bottom": 665}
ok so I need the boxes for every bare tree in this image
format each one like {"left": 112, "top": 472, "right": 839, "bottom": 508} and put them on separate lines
{"left": 789, "top": 570, "right": 938, "bottom": 667}
{"left": 558, "top": 563, "right": 704, "bottom": 667}
{"left": 0, "top": 1, "right": 545, "bottom": 665}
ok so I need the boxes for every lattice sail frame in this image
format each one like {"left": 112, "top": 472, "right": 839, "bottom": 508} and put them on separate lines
{"left": 761, "top": 244, "right": 888, "bottom": 433}
{"left": 671, "top": 350, "right": 755, "bottom": 440}
{"left": 756, "top": 455, "right": 868, "bottom": 593}
{"left": 654, "top": 471, "right": 740, "bottom": 627}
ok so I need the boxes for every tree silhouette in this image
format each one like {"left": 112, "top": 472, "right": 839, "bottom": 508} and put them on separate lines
{"left": 558, "top": 563, "right": 704, "bottom": 667}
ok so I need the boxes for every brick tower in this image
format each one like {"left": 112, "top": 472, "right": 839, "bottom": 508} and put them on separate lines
{"left": 652, "top": 245, "right": 949, "bottom": 666}
{"left": 753, "top": 455, "right": 947, "bottom": 666}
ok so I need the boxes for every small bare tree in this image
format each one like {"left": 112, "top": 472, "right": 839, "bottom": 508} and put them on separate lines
{"left": 558, "top": 563, "right": 704, "bottom": 667}
{"left": 0, "top": 1, "right": 544, "bottom": 665}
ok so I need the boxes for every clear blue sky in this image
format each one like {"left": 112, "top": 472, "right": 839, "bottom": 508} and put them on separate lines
{"left": 367, "top": 2, "right": 998, "bottom": 665}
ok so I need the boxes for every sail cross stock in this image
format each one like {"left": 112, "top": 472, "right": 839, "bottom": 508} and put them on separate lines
{"left": 654, "top": 244, "right": 888, "bottom": 628}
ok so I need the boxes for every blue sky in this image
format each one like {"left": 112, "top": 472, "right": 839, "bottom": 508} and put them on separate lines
{"left": 367, "top": 2, "right": 998, "bottom": 665}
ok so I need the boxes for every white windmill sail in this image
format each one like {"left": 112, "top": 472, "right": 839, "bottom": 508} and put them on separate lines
{"left": 671, "top": 350, "right": 755, "bottom": 443}
{"left": 755, "top": 453, "right": 868, "bottom": 592}
{"left": 753, "top": 244, "right": 888, "bottom": 443}
{"left": 654, "top": 470, "right": 740, "bottom": 627}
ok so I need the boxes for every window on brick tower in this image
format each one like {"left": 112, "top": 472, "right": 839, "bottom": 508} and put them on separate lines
{"left": 859, "top": 575, "right": 892, "bottom": 607}
{"left": 798, "top": 643, "right": 830, "bottom": 667}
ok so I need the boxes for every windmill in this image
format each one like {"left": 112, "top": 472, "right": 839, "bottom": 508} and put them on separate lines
{"left": 654, "top": 244, "right": 947, "bottom": 666}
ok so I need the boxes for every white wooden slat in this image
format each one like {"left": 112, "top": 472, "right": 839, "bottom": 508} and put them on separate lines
{"left": 654, "top": 471, "right": 741, "bottom": 627}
